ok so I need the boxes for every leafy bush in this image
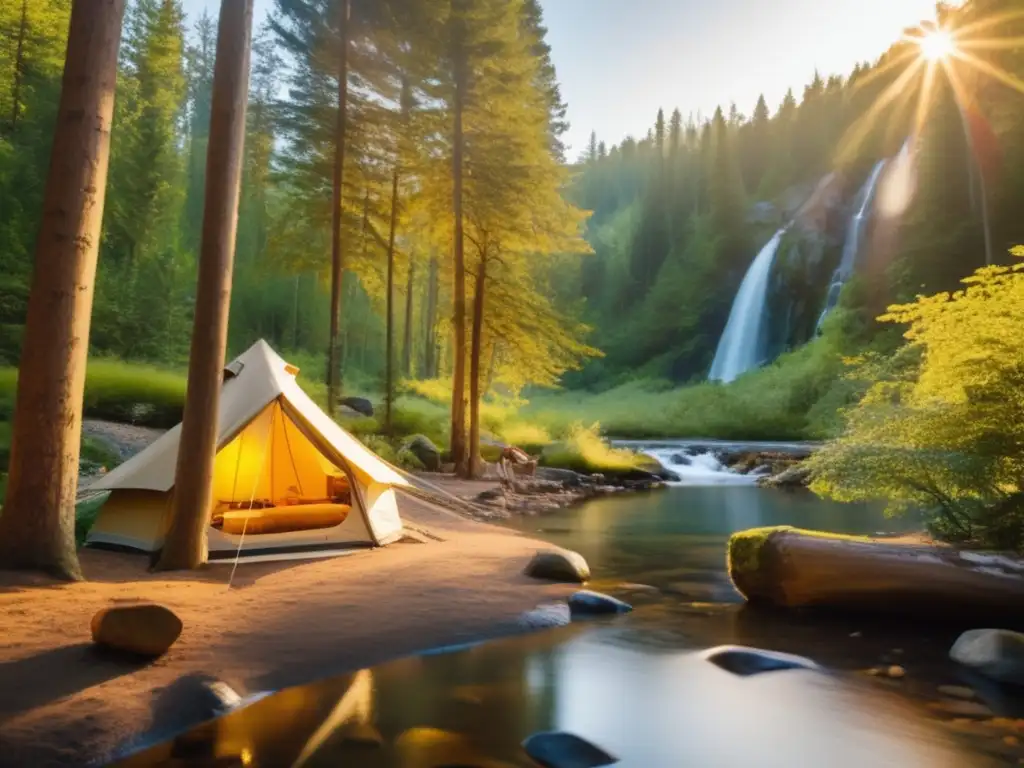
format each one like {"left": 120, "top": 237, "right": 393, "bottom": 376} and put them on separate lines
{"left": 809, "top": 251, "right": 1024, "bottom": 552}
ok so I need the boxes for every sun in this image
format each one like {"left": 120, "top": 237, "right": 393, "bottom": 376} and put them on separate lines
{"left": 918, "top": 29, "right": 956, "bottom": 61}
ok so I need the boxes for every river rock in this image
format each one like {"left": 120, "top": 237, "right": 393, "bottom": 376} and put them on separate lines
{"left": 340, "top": 396, "right": 374, "bottom": 417}
{"left": 536, "top": 466, "right": 588, "bottom": 487}
{"left": 522, "top": 731, "right": 618, "bottom": 768}
{"left": 950, "top": 629, "right": 1024, "bottom": 686}
{"left": 524, "top": 549, "right": 591, "bottom": 583}
{"left": 403, "top": 434, "right": 441, "bottom": 471}
{"left": 91, "top": 603, "right": 182, "bottom": 657}
{"left": 519, "top": 602, "right": 571, "bottom": 629}
{"left": 669, "top": 453, "right": 691, "bottom": 466}
{"left": 756, "top": 463, "right": 811, "bottom": 488}
{"left": 568, "top": 590, "right": 633, "bottom": 618}
{"left": 702, "top": 645, "right": 820, "bottom": 676}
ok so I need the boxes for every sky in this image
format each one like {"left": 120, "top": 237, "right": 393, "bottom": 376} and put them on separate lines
{"left": 181, "top": 0, "right": 946, "bottom": 158}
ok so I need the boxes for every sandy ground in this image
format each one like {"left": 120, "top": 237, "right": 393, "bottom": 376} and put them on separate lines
{"left": 0, "top": 493, "right": 575, "bottom": 768}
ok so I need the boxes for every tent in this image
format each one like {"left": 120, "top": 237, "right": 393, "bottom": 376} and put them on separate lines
{"left": 85, "top": 340, "right": 407, "bottom": 559}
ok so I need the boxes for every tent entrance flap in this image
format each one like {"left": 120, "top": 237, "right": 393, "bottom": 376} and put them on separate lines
{"left": 209, "top": 399, "right": 356, "bottom": 536}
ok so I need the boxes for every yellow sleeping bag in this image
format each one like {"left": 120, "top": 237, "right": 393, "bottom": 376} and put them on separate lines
{"left": 220, "top": 504, "right": 351, "bottom": 535}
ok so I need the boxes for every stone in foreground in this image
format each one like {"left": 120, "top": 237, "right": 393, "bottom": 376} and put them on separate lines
{"left": 524, "top": 549, "right": 590, "bottom": 583}
{"left": 950, "top": 629, "right": 1024, "bottom": 686}
{"left": 91, "top": 603, "right": 182, "bottom": 657}
{"left": 568, "top": 590, "right": 632, "bottom": 618}
{"left": 702, "top": 645, "right": 819, "bottom": 676}
{"left": 523, "top": 731, "right": 619, "bottom": 768}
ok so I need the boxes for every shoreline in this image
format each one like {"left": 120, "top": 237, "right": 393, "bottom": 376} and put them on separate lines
{"left": 0, "top": 494, "right": 577, "bottom": 768}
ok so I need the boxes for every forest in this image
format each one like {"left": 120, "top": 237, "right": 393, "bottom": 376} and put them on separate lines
{"left": 2, "top": 0, "right": 1024, "bottom": 547}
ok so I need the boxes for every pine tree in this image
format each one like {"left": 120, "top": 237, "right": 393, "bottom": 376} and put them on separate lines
{"left": 0, "top": 0, "right": 126, "bottom": 579}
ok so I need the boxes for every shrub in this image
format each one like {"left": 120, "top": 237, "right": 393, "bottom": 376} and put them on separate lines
{"left": 540, "top": 422, "right": 643, "bottom": 474}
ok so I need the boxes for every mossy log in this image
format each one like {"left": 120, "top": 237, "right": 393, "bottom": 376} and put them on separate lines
{"left": 727, "top": 526, "right": 1024, "bottom": 621}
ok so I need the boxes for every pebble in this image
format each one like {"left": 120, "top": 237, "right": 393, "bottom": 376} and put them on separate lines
{"left": 886, "top": 665, "right": 906, "bottom": 679}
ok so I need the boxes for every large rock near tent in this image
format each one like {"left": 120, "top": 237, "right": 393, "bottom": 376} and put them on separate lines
{"left": 403, "top": 434, "right": 441, "bottom": 471}
{"left": 91, "top": 603, "right": 182, "bottom": 657}
{"left": 524, "top": 549, "right": 590, "bottom": 583}
{"left": 341, "top": 396, "right": 374, "bottom": 417}
{"left": 950, "top": 629, "right": 1024, "bottom": 686}
{"left": 727, "top": 527, "right": 1024, "bottom": 621}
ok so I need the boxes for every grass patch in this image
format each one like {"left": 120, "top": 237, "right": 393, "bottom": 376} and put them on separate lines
{"left": 75, "top": 493, "right": 108, "bottom": 546}
{"left": 0, "top": 359, "right": 188, "bottom": 429}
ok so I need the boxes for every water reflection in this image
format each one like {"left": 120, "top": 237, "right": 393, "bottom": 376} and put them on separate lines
{"left": 109, "top": 625, "right": 988, "bottom": 767}
{"left": 507, "top": 486, "right": 916, "bottom": 602}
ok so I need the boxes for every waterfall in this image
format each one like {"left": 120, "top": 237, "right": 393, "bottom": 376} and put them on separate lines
{"left": 708, "top": 228, "right": 788, "bottom": 384}
{"left": 814, "top": 159, "right": 889, "bottom": 332}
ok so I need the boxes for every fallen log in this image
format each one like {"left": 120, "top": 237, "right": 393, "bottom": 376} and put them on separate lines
{"left": 727, "top": 526, "right": 1024, "bottom": 622}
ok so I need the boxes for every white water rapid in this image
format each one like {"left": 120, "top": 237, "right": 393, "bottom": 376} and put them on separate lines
{"left": 815, "top": 159, "right": 889, "bottom": 332}
{"left": 708, "top": 227, "right": 788, "bottom": 384}
{"left": 642, "top": 447, "right": 759, "bottom": 486}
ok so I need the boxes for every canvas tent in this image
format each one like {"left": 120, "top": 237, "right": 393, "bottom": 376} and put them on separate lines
{"left": 85, "top": 340, "right": 408, "bottom": 558}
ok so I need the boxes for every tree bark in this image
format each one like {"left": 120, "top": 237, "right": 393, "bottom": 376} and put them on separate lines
{"left": 423, "top": 252, "right": 438, "bottom": 378}
{"left": 325, "top": 0, "right": 350, "bottom": 416}
{"left": 468, "top": 255, "right": 486, "bottom": 478}
{"left": 449, "top": 1, "right": 468, "bottom": 475}
{"left": 156, "top": 0, "right": 253, "bottom": 571}
{"left": 402, "top": 255, "right": 415, "bottom": 378}
{"left": 384, "top": 164, "right": 399, "bottom": 436}
{"left": 0, "top": 0, "right": 126, "bottom": 580}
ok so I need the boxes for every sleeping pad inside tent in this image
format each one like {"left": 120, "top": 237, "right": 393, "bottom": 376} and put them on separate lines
{"left": 84, "top": 340, "right": 408, "bottom": 559}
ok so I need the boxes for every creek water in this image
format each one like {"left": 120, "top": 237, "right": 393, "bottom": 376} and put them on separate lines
{"left": 112, "top": 446, "right": 1024, "bottom": 767}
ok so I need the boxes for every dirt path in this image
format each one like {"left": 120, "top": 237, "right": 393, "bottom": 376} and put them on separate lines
{"left": 0, "top": 494, "right": 573, "bottom": 768}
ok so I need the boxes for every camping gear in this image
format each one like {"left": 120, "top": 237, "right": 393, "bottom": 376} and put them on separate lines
{"left": 84, "top": 340, "right": 407, "bottom": 559}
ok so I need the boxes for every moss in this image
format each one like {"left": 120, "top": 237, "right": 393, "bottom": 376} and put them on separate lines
{"left": 727, "top": 526, "right": 793, "bottom": 577}
{"left": 728, "top": 525, "right": 876, "bottom": 579}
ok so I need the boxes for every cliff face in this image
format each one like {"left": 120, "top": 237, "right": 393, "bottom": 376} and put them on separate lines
{"left": 764, "top": 172, "right": 852, "bottom": 360}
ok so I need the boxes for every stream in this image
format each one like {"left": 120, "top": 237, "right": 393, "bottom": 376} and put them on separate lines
{"left": 111, "top": 442, "right": 1024, "bottom": 767}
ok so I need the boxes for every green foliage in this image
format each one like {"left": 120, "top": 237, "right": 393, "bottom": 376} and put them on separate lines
{"left": 0, "top": 359, "right": 187, "bottom": 428}
{"left": 809, "top": 249, "right": 1024, "bottom": 551}
{"left": 539, "top": 423, "right": 643, "bottom": 474}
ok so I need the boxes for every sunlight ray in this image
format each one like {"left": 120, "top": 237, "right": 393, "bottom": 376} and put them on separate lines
{"left": 837, "top": 59, "right": 924, "bottom": 163}
{"left": 913, "top": 61, "right": 940, "bottom": 137}
{"left": 951, "top": 8, "right": 1024, "bottom": 41}
{"left": 959, "top": 37, "right": 1024, "bottom": 52}
{"left": 952, "top": 50, "right": 1024, "bottom": 96}
{"left": 849, "top": 49, "right": 920, "bottom": 93}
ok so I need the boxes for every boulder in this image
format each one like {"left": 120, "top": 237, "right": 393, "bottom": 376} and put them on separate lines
{"left": 340, "top": 396, "right": 374, "bottom": 417}
{"left": 568, "top": 590, "right": 633, "bottom": 618}
{"left": 950, "top": 629, "right": 1024, "bottom": 686}
{"left": 91, "top": 603, "right": 182, "bottom": 657}
{"left": 728, "top": 527, "right": 1024, "bottom": 622}
{"left": 669, "top": 453, "right": 691, "bottom": 466}
{"left": 524, "top": 549, "right": 590, "bottom": 583}
{"left": 702, "top": 645, "right": 819, "bottom": 676}
{"left": 403, "top": 434, "right": 441, "bottom": 471}
{"left": 757, "top": 464, "right": 811, "bottom": 488}
{"left": 536, "top": 466, "right": 588, "bottom": 487}
{"left": 522, "top": 731, "right": 618, "bottom": 768}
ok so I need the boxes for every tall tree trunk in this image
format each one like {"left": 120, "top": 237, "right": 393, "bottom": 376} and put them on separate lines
{"left": 468, "top": 255, "right": 486, "bottom": 479}
{"left": 423, "top": 252, "right": 438, "bottom": 378}
{"left": 157, "top": 0, "right": 253, "bottom": 571}
{"left": 449, "top": 3, "right": 468, "bottom": 475}
{"left": 325, "top": 0, "right": 350, "bottom": 415}
{"left": 8, "top": 0, "right": 28, "bottom": 133}
{"left": 384, "top": 165, "right": 399, "bottom": 436}
{"left": 402, "top": 255, "right": 415, "bottom": 378}
{"left": 0, "top": 0, "right": 126, "bottom": 580}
